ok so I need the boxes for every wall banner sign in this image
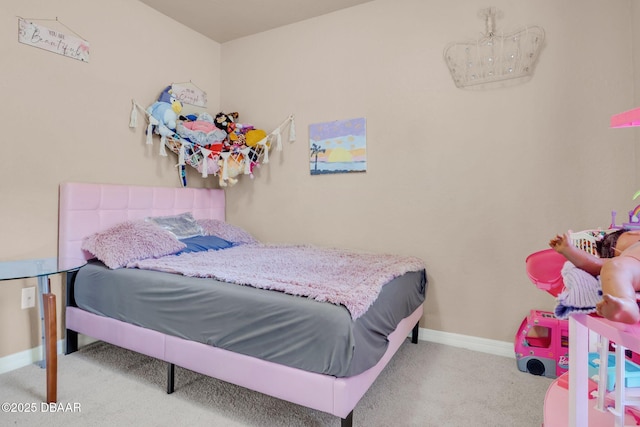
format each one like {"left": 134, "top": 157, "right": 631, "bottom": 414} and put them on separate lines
{"left": 18, "top": 18, "right": 90, "bottom": 63}
{"left": 171, "top": 83, "right": 207, "bottom": 108}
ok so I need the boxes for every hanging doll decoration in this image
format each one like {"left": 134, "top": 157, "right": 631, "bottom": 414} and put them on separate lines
{"left": 129, "top": 85, "right": 295, "bottom": 188}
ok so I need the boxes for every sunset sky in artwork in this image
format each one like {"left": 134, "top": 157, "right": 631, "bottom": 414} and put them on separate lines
{"left": 309, "top": 117, "right": 366, "bottom": 162}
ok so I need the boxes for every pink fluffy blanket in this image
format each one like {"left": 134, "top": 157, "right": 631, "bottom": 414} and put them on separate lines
{"left": 128, "top": 244, "right": 425, "bottom": 319}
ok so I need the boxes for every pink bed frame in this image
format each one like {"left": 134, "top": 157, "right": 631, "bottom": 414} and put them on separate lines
{"left": 58, "top": 182, "right": 423, "bottom": 426}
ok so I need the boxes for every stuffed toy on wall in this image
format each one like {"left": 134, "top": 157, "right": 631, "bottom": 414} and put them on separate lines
{"left": 146, "top": 86, "right": 183, "bottom": 153}
{"left": 214, "top": 112, "right": 238, "bottom": 134}
{"left": 218, "top": 152, "right": 245, "bottom": 187}
{"left": 131, "top": 89, "right": 295, "bottom": 188}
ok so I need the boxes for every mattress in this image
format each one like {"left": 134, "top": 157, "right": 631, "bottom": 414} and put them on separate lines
{"left": 72, "top": 261, "right": 426, "bottom": 377}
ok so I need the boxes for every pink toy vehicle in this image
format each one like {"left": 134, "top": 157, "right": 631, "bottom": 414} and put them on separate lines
{"left": 515, "top": 309, "right": 569, "bottom": 379}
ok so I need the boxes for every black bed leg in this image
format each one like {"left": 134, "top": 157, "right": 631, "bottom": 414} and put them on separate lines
{"left": 65, "top": 329, "right": 78, "bottom": 354}
{"left": 167, "top": 363, "right": 175, "bottom": 394}
{"left": 341, "top": 411, "right": 353, "bottom": 427}
{"left": 65, "top": 270, "right": 79, "bottom": 356}
{"left": 411, "top": 321, "right": 419, "bottom": 344}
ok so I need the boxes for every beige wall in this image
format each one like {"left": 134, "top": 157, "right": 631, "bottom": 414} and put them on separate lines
{"left": 221, "top": 0, "right": 638, "bottom": 341}
{"left": 0, "top": 0, "right": 220, "bottom": 357}
{"left": 0, "top": 0, "right": 638, "bottom": 359}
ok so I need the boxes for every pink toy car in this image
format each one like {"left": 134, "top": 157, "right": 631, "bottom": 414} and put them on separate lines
{"left": 515, "top": 309, "right": 569, "bottom": 379}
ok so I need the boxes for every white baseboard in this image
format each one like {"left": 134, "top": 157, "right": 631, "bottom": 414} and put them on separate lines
{"left": 0, "top": 335, "right": 96, "bottom": 375}
{"left": 1, "top": 329, "right": 512, "bottom": 375}
{"left": 419, "top": 327, "right": 515, "bottom": 359}
{"left": 0, "top": 340, "right": 64, "bottom": 374}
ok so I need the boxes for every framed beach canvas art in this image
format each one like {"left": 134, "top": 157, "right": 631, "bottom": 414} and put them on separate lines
{"left": 309, "top": 117, "right": 366, "bottom": 175}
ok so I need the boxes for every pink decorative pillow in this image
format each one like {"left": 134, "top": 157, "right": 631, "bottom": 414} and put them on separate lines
{"left": 82, "top": 220, "right": 186, "bottom": 269}
{"left": 196, "top": 219, "right": 258, "bottom": 245}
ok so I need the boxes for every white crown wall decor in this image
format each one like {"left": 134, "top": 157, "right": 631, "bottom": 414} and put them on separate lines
{"left": 443, "top": 8, "right": 544, "bottom": 89}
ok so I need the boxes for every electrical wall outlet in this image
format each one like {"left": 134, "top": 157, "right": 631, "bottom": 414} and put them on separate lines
{"left": 21, "top": 287, "right": 36, "bottom": 309}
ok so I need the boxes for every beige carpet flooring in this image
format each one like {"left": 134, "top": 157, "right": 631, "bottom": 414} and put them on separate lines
{"left": 0, "top": 340, "right": 552, "bottom": 426}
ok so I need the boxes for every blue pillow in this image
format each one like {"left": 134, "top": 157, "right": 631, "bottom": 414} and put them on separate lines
{"left": 176, "top": 235, "right": 234, "bottom": 254}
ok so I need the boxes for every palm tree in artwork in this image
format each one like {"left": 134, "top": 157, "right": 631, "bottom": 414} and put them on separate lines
{"left": 310, "top": 143, "right": 326, "bottom": 171}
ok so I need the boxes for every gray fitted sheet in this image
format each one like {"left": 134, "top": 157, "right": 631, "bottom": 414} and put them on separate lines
{"left": 72, "top": 260, "right": 426, "bottom": 377}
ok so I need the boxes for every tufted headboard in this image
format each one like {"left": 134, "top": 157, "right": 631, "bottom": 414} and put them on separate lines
{"left": 58, "top": 182, "right": 225, "bottom": 269}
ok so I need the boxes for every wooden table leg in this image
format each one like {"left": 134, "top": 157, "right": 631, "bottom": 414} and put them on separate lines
{"left": 43, "top": 293, "right": 57, "bottom": 403}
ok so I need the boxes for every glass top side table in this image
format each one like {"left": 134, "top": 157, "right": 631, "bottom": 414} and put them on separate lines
{"left": 0, "top": 257, "right": 86, "bottom": 403}
{"left": 0, "top": 257, "right": 85, "bottom": 281}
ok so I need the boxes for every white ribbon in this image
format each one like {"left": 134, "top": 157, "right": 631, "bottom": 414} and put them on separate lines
{"left": 146, "top": 116, "right": 159, "bottom": 145}
{"left": 288, "top": 115, "right": 296, "bottom": 142}
{"left": 178, "top": 142, "right": 186, "bottom": 166}
{"left": 240, "top": 147, "right": 252, "bottom": 175}
{"left": 258, "top": 138, "right": 269, "bottom": 164}
{"left": 129, "top": 99, "right": 138, "bottom": 128}
{"left": 275, "top": 130, "right": 282, "bottom": 151}
{"left": 200, "top": 147, "right": 212, "bottom": 178}
{"left": 159, "top": 135, "right": 168, "bottom": 156}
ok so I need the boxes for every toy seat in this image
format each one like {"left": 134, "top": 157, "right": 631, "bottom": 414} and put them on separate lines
{"left": 525, "top": 249, "right": 566, "bottom": 297}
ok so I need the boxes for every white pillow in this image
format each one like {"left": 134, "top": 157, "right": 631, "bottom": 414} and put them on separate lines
{"left": 146, "top": 212, "right": 204, "bottom": 239}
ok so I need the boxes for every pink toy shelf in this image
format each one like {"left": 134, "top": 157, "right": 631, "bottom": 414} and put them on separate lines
{"left": 610, "top": 106, "right": 640, "bottom": 128}
{"left": 542, "top": 108, "right": 640, "bottom": 426}
{"left": 545, "top": 316, "right": 640, "bottom": 427}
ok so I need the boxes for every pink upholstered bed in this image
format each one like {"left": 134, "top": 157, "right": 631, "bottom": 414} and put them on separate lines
{"left": 58, "top": 182, "right": 425, "bottom": 426}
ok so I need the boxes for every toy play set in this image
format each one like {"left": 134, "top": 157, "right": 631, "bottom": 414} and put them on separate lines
{"left": 538, "top": 107, "right": 640, "bottom": 426}
{"left": 523, "top": 219, "right": 640, "bottom": 426}
{"left": 517, "top": 225, "right": 640, "bottom": 380}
